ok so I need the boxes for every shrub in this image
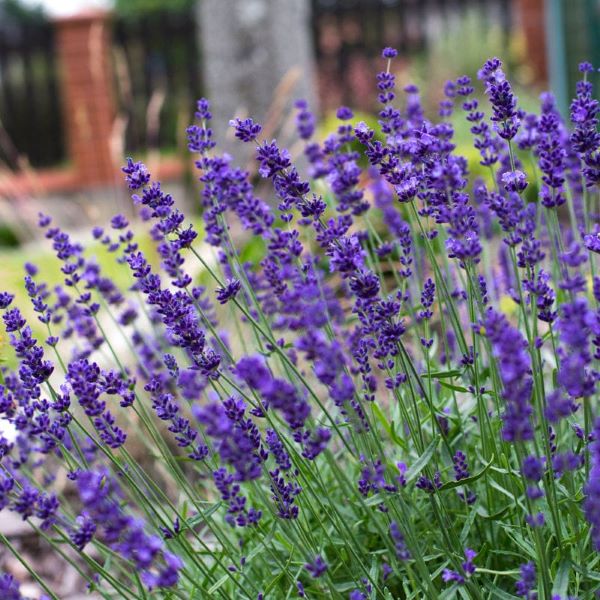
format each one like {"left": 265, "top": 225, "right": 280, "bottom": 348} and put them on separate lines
{"left": 0, "top": 51, "right": 599, "bottom": 599}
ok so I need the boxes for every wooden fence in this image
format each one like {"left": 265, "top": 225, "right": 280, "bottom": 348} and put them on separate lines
{"left": 113, "top": 11, "right": 203, "bottom": 155}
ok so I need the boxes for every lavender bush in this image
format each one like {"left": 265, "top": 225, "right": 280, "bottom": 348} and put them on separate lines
{"left": 0, "top": 50, "right": 599, "bottom": 599}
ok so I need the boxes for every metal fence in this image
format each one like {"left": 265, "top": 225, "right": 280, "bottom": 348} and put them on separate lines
{"left": 0, "top": 17, "right": 65, "bottom": 169}
{"left": 311, "top": 0, "right": 512, "bottom": 110}
{"left": 0, "top": 9, "right": 203, "bottom": 169}
{"left": 113, "top": 10, "right": 203, "bottom": 155}
{"left": 0, "top": 1, "right": 514, "bottom": 169}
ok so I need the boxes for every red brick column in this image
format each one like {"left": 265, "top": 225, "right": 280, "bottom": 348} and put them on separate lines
{"left": 516, "top": 0, "right": 548, "bottom": 83}
{"left": 53, "top": 11, "right": 116, "bottom": 187}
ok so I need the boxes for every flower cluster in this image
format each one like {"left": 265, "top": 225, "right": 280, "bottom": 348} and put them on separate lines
{"left": 0, "top": 52, "right": 599, "bottom": 600}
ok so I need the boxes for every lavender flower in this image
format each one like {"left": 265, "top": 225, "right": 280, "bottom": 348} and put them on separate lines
{"left": 390, "top": 521, "right": 410, "bottom": 560}
{"left": 295, "top": 100, "right": 316, "bottom": 140}
{"left": 515, "top": 562, "right": 537, "bottom": 599}
{"left": 75, "top": 468, "right": 182, "bottom": 588}
{"left": 481, "top": 309, "right": 533, "bottom": 442}
{"left": 584, "top": 418, "right": 600, "bottom": 550}
{"left": 442, "top": 548, "right": 476, "bottom": 585}
{"left": 453, "top": 451, "right": 470, "bottom": 481}
{"left": 304, "top": 555, "right": 328, "bottom": 578}
{"left": 0, "top": 50, "right": 598, "bottom": 600}
{"left": 230, "top": 118, "right": 262, "bottom": 143}
{"left": 216, "top": 278, "right": 242, "bottom": 304}
{"left": 479, "top": 58, "right": 520, "bottom": 140}
{"left": 0, "top": 573, "right": 23, "bottom": 600}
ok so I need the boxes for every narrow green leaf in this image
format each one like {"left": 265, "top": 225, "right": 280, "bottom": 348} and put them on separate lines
{"left": 439, "top": 585, "right": 459, "bottom": 600}
{"left": 365, "top": 494, "right": 384, "bottom": 507}
{"left": 571, "top": 563, "right": 600, "bottom": 581}
{"left": 438, "top": 380, "right": 469, "bottom": 393}
{"left": 405, "top": 438, "right": 439, "bottom": 483}
{"left": 372, "top": 402, "right": 407, "bottom": 450}
{"left": 476, "top": 505, "right": 513, "bottom": 521}
{"left": 207, "top": 575, "right": 229, "bottom": 595}
{"left": 186, "top": 502, "right": 222, "bottom": 529}
{"left": 551, "top": 560, "right": 570, "bottom": 598}
{"left": 460, "top": 506, "right": 478, "bottom": 543}
{"left": 439, "top": 455, "right": 494, "bottom": 491}
{"left": 485, "top": 582, "right": 520, "bottom": 599}
{"left": 420, "top": 369, "right": 463, "bottom": 379}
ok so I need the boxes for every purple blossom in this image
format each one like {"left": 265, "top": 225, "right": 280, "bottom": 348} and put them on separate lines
{"left": 390, "top": 521, "right": 410, "bottom": 560}
{"left": 75, "top": 469, "right": 182, "bottom": 587}
{"left": 557, "top": 299, "right": 596, "bottom": 398}
{"left": 502, "top": 170, "right": 528, "bottom": 193}
{"left": 70, "top": 513, "right": 97, "bottom": 550}
{"left": 584, "top": 417, "right": 600, "bottom": 550}
{"left": 481, "top": 309, "right": 533, "bottom": 442}
{"left": 418, "top": 278, "right": 435, "bottom": 321}
{"left": 295, "top": 99, "right": 316, "bottom": 140}
{"left": 479, "top": 58, "right": 520, "bottom": 140}
{"left": 442, "top": 548, "right": 476, "bottom": 585}
{"left": 0, "top": 573, "right": 23, "bottom": 600}
{"left": 194, "top": 397, "right": 263, "bottom": 481}
{"left": 515, "top": 562, "right": 537, "bottom": 599}
{"left": 537, "top": 95, "right": 567, "bottom": 207}
{"left": 236, "top": 355, "right": 310, "bottom": 430}
{"left": 216, "top": 278, "right": 242, "bottom": 304}
{"left": 416, "top": 472, "right": 442, "bottom": 493}
{"left": 230, "top": 118, "right": 262, "bottom": 142}
{"left": 522, "top": 455, "right": 544, "bottom": 482}
{"left": 304, "top": 555, "right": 328, "bottom": 578}
{"left": 570, "top": 66, "right": 600, "bottom": 186}
{"left": 453, "top": 451, "right": 470, "bottom": 481}
{"left": 0, "top": 292, "right": 14, "bottom": 309}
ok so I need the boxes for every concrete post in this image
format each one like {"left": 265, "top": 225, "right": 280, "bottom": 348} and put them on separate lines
{"left": 197, "top": 0, "right": 317, "bottom": 161}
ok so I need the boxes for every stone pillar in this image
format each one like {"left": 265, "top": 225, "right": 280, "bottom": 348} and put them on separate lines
{"left": 197, "top": 0, "right": 317, "bottom": 161}
{"left": 53, "top": 10, "right": 117, "bottom": 187}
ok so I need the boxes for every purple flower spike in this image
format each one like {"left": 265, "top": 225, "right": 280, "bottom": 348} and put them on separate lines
{"left": 390, "top": 521, "right": 410, "bottom": 560}
{"left": 0, "top": 573, "right": 23, "bottom": 600}
{"left": 0, "top": 292, "right": 14, "bottom": 309}
{"left": 443, "top": 548, "right": 476, "bottom": 586}
{"left": 453, "top": 451, "right": 470, "bottom": 481}
{"left": 336, "top": 106, "right": 353, "bottom": 121}
{"left": 295, "top": 99, "right": 316, "bottom": 140}
{"left": 230, "top": 118, "right": 262, "bottom": 143}
{"left": 584, "top": 418, "right": 600, "bottom": 550}
{"left": 515, "top": 562, "right": 537, "bottom": 599}
{"left": 216, "top": 278, "right": 242, "bottom": 304}
{"left": 305, "top": 554, "right": 328, "bottom": 578}
{"left": 480, "top": 308, "right": 533, "bottom": 442}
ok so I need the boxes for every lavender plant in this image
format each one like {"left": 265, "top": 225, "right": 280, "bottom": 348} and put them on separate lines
{"left": 0, "top": 51, "right": 599, "bottom": 599}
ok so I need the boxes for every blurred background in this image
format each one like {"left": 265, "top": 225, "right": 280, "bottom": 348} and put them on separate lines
{"left": 0, "top": 0, "right": 598, "bottom": 255}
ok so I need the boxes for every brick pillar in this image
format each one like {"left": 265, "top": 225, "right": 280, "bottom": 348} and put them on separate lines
{"left": 516, "top": 0, "right": 548, "bottom": 83}
{"left": 53, "top": 11, "right": 116, "bottom": 187}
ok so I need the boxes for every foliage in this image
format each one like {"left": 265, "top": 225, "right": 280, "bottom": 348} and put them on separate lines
{"left": 0, "top": 224, "right": 19, "bottom": 248}
{"left": 114, "top": 0, "right": 195, "bottom": 18}
{"left": 0, "top": 0, "right": 45, "bottom": 25}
